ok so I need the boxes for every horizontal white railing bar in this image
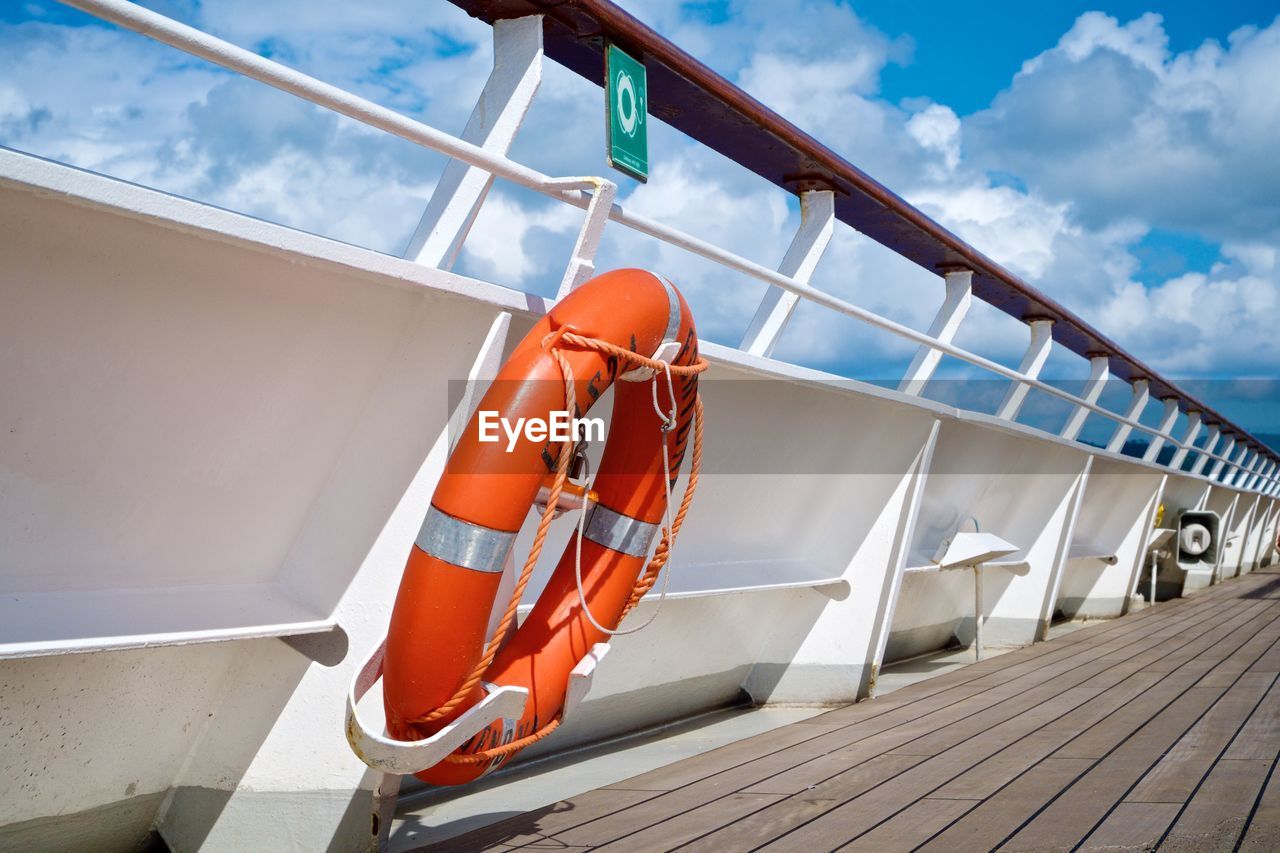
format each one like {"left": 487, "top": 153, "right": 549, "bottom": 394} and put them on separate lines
{"left": 599, "top": 203, "right": 1246, "bottom": 464}
{"left": 58, "top": 0, "right": 596, "bottom": 201}
{"left": 56, "top": 0, "right": 1276, "bottom": 485}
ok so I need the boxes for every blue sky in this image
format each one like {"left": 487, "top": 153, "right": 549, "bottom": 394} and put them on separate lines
{"left": 852, "top": 0, "right": 1280, "bottom": 112}
{"left": 1, "top": 0, "right": 1278, "bottom": 439}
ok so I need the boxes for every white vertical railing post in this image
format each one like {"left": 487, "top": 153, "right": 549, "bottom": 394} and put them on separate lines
{"left": 1241, "top": 451, "right": 1261, "bottom": 488}
{"left": 555, "top": 178, "right": 617, "bottom": 298}
{"left": 1190, "top": 425, "right": 1221, "bottom": 476}
{"left": 402, "top": 15, "right": 544, "bottom": 269}
{"left": 1241, "top": 450, "right": 1263, "bottom": 488}
{"left": 1107, "top": 379, "right": 1150, "bottom": 453}
{"left": 1242, "top": 455, "right": 1266, "bottom": 491}
{"left": 1250, "top": 460, "right": 1276, "bottom": 493}
{"left": 1169, "top": 411, "right": 1202, "bottom": 470}
{"left": 1142, "top": 398, "right": 1180, "bottom": 463}
{"left": 740, "top": 190, "right": 835, "bottom": 357}
{"left": 1228, "top": 440, "right": 1249, "bottom": 481}
{"left": 1228, "top": 447, "right": 1254, "bottom": 487}
{"left": 1059, "top": 354, "right": 1110, "bottom": 441}
{"left": 995, "top": 319, "right": 1054, "bottom": 420}
{"left": 1209, "top": 436, "right": 1237, "bottom": 481}
{"left": 1245, "top": 460, "right": 1265, "bottom": 492}
{"left": 898, "top": 268, "right": 973, "bottom": 395}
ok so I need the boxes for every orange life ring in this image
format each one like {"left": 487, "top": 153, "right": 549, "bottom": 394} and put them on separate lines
{"left": 382, "top": 269, "right": 703, "bottom": 785}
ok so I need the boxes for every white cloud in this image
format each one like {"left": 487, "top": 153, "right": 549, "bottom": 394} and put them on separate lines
{"left": 906, "top": 104, "right": 961, "bottom": 174}
{"left": 970, "top": 11, "right": 1280, "bottom": 243}
{"left": 1097, "top": 242, "right": 1280, "bottom": 374}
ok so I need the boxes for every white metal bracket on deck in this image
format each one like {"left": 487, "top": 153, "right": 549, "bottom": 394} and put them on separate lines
{"left": 404, "top": 16, "right": 544, "bottom": 269}
{"left": 345, "top": 639, "right": 528, "bottom": 776}
{"left": 1144, "top": 526, "right": 1176, "bottom": 605}
{"left": 1107, "top": 380, "right": 1150, "bottom": 453}
{"left": 1143, "top": 398, "right": 1180, "bottom": 463}
{"left": 899, "top": 269, "right": 973, "bottom": 396}
{"left": 931, "top": 531, "right": 1020, "bottom": 662}
{"left": 932, "top": 531, "right": 1021, "bottom": 569}
{"left": 740, "top": 190, "right": 834, "bottom": 358}
{"left": 996, "top": 319, "right": 1053, "bottom": 420}
{"left": 1059, "top": 355, "right": 1110, "bottom": 441}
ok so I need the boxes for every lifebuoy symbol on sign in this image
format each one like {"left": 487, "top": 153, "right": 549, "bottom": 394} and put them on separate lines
{"left": 615, "top": 69, "right": 640, "bottom": 137}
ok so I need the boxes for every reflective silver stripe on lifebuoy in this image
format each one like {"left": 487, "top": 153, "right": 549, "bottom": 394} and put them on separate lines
{"left": 583, "top": 503, "right": 660, "bottom": 558}
{"left": 415, "top": 505, "right": 515, "bottom": 573}
{"left": 660, "top": 276, "right": 681, "bottom": 342}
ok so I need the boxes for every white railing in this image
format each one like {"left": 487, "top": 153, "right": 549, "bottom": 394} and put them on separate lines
{"left": 57, "top": 0, "right": 1278, "bottom": 494}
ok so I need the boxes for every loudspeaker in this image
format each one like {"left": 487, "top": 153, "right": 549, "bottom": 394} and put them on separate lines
{"left": 1175, "top": 510, "right": 1220, "bottom": 574}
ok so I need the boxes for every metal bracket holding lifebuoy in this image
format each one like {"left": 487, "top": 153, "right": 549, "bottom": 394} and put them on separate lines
{"left": 345, "top": 639, "right": 528, "bottom": 776}
{"left": 346, "top": 638, "right": 611, "bottom": 776}
{"left": 563, "top": 642, "right": 610, "bottom": 720}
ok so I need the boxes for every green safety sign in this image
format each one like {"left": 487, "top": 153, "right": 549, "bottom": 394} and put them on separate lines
{"left": 605, "top": 43, "right": 648, "bottom": 182}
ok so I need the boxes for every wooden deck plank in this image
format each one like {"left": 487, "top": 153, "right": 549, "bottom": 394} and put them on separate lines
{"left": 998, "top": 603, "right": 1280, "bottom": 849}
{"left": 1160, "top": 758, "right": 1272, "bottom": 850}
{"left": 601, "top": 720, "right": 848, "bottom": 793}
{"left": 432, "top": 570, "right": 1280, "bottom": 853}
{"left": 436, "top": 789, "right": 658, "bottom": 852}
{"left": 930, "top": 674, "right": 1161, "bottom": 800}
{"left": 841, "top": 796, "right": 979, "bottom": 851}
{"left": 926, "top": 601, "right": 1273, "bottom": 807}
{"left": 916, "top": 758, "right": 1094, "bottom": 852}
{"left": 682, "top": 624, "right": 1222, "bottom": 850}
{"left": 602, "top": 601, "right": 1232, "bottom": 836}
{"left": 1127, "top": 671, "right": 1277, "bottom": 803}
{"left": 1080, "top": 801, "right": 1181, "bottom": 850}
{"left": 752, "top": 669, "right": 1211, "bottom": 850}
{"left": 741, "top": 750, "right": 921, "bottom": 797}
{"left": 1239, "top": 758, "right": 1280, "bottom": 851}
{"left": 590, "top": 792, "right": 783, "bottom": 851}
{"left": 932, "top": 686, "right": 1229, "bottom": 851}
{"left": 1224, "top": 676, "right": 1280, "bottom": 760}
{"left": 1053, "top": 604, "right": 1277, "bottom": 760}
